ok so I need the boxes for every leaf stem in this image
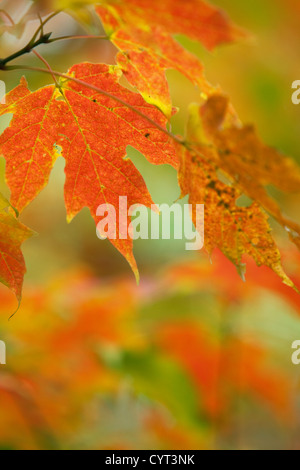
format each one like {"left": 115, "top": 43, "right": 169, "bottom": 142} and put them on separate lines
{"left": 32, "top": 50, "right": 60, "bottom": 88}
{"left": 48, "top": 34, "right": 109, "bottom": 43}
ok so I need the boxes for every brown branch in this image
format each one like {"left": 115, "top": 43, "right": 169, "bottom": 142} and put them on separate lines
{"left": 0, "top": 11, "right": 62, "bottom": 68}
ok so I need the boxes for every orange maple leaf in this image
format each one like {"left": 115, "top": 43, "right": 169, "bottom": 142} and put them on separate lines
{"left": 0, "top": 64, "right": 177, "bottom": 279}
{"left": 178, "top": 94, "right": 300, "bottom": 290}
{"left": 96, "top": 0, "right": 245, "bottom": 117}
{"left": 0, "top": 206, "right": 33, "bottom": 302}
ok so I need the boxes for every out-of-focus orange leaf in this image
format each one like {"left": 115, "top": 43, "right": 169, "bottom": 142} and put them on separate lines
{"left": 96, "top": 0, "right": 245, "bottom": 117}
{"left": 157, "top": 323, "right": 294, "bottom": 420}
{"left": 0, "top": 209, "right": 33, "bottom": 301}
{"left": 178, "top": 94, "right": 300, "bottom": 290}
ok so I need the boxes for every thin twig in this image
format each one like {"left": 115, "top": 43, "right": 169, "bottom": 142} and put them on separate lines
{"left": 0, "top": 33, "right": 53, "bottom": 67}
{"left": 30, "top": 10, "right": 62, "bottom": 44}
{"left": 37, "top": 12, "right": 44, "bottom": 37}
{"left": 0, "top": 11, "right": 64, "bottom": 68}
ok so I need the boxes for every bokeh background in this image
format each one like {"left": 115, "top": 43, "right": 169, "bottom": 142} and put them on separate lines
{"left": 0, "top": 0, "right": 300, "bottom": 449}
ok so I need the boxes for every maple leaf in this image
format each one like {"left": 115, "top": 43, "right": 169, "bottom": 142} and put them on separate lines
{"left": 178, "top": 94, "right": 300, "bottom": 290}
{"left": 96, "top": 0, "right": 245, "bottom": 117}
{"left": 197, "top": 95, "right": 300, "bottom": 245}
{"left": 0, "top": 64, "right": 177, "bottom": 280}
{"left": 98, "top": 0, "right": 244, "bottom": 50}
{"left": 0, "top": 196, "right": 33, "bottom": 301}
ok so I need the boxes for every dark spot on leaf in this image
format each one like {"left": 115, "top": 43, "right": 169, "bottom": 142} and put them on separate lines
{"left": 207, "top": 180, "right": 216, "bottom": 189}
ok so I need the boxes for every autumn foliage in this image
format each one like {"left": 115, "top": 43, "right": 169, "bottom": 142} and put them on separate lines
{"left": 0, "top": 253, "right": 299, "bottom": 449}
{"left": 0, "top": 0, "right": 299, "bottom": 301}
{"left": 0, "top": 0, "right": 300, "bottom": 451}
